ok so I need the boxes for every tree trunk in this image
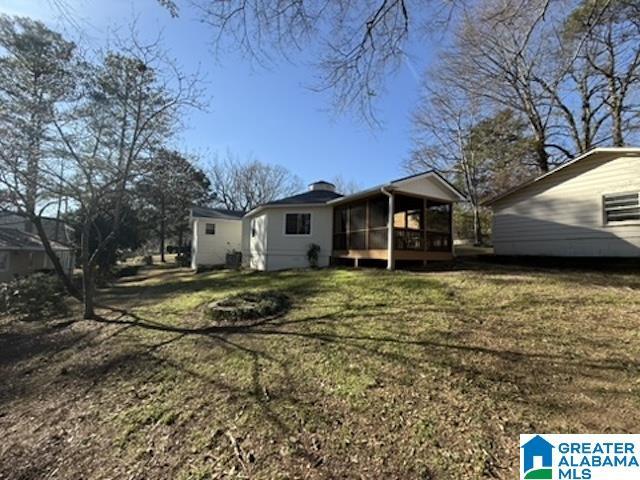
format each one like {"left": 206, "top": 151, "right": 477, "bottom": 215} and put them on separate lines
{"left": 472, "top": 205, "right": 483, "bottom": 246}
{"left": 611, "top": 99, "right": 624, "bottom": 146}
{"left": 32, "top": 215, "right": 80, "bottom": 299}
{"left": 81, "top": 223, "right": 95, "bottom": 319}
{"left": 160, "top": 196, "right": 166, "bottom": 263}
{"left": 534, "top": 138, "right": 549, "bottom": 173}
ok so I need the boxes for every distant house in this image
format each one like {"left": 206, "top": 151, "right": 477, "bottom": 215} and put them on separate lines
{"left": 486, "top": 147, "right": 640, "bottom": 257}
{"left": 240, "top": 173, "right": 465, "bottom": 271}
{"left": 190, "top": 206, "right": 243, "bottom": 270}
{"left": 0, "top": 212, "right": 74, "bottom": 244}
{"left": 0, "top": 226, "right": 75, "bottom": 283}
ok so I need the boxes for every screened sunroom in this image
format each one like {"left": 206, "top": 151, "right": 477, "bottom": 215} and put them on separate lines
{"left": 330, "top": 189, "right": 454, "bottom": 268}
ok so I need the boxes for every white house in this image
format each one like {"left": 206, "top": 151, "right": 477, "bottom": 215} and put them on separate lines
{"left": 190, "top": 206, "right": 243, "bottom": 270}
{"left": 241, "top": 181, "right": 342, "bottom": 271}
{"left": 487, "top": 147, "right": 640, "bottom": 257}
{"left": 241, "top": 173, "right": 465, "bottom": 271}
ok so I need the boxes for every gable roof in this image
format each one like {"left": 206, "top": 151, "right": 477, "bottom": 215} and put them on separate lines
{"left": 485, "top": 147, "right": 640, "bottom": 206}
{"left": 0, "top": 228, "right": 73, "bottom": 251}
{"left": 328, "top": 170, "right": 466, "bottom": 206}
{"left": 0, "top": 211, "right": 75, "bottom": 245}
{"left": 191, "top": 206, "right": 244, "bottom": 220}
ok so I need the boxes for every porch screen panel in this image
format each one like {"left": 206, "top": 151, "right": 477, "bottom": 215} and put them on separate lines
{"left": 349, "top": 203, "right": 366, "bottom": 249}
{"left": 426, "top": 201, "right": 451, "bottom": 251}
{"left": 368, "top": 196, "right": 388, "bottom": 249}
{"left": 333, "top": 207, "right": 347, "bottom": 250}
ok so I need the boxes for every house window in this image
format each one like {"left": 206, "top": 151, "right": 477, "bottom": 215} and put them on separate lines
{"left": 0, "top": 252, "right": 9, "bottom": 272}
{"left": 285, "top": 213, "right": 311, "bottom": 235}
{"left": 251, "top": 219, "right": 257, "bottom": 238}
{"left": 205, "top": 223, "right": 216, "bottom": 235}
{"left": 604, "top": 193, "right": 640, "bottom": 224}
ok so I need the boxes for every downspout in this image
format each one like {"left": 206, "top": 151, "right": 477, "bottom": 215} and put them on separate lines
{"left": 381, "top": 187, "right": 395, "bottom": 271}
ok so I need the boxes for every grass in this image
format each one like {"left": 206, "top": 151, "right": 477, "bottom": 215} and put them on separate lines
{"left": 1, "top": 261, "right": 640, "bottom": 479}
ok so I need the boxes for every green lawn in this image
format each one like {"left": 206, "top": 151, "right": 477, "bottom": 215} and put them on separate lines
{"left": 1, "top": 263, "right": 639, "bottom": 479}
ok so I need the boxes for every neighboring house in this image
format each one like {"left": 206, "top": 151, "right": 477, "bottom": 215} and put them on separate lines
{"left": 190, "top": 206, "right": 243, "bottom": 270}
{"left": 486, "top": 147, "right": 640, "bottom": 257}
{"left": 0, "top": 228, "right": 75, "bottom": 283}
{"left": 241, "top": 173, "right": 465, "bottom": 271}
{"left": 0, "top": 212, "right": 75, "bottom": 245}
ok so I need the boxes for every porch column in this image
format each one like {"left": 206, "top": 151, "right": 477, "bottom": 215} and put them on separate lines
{"left": 387, "top": 192, "right": 395, "bottom": 270}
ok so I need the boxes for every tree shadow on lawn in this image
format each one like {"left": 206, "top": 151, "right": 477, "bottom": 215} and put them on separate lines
{"left": 98, "top": 268, "right": 332, "bottom": 310}
{"left": 89, "top": 303, "right": 640, "bottom": 418}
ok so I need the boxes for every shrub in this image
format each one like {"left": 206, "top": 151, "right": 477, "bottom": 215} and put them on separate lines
{"left": 176, "top": 252, "right": 191, "bottom": 267}
{"left": 0, "top": 273, "right": 70, "bottom": 321}
{"left": 204, "top": 291, "right": 290, "bottom": 324}
{"left": 307, "top": 243, "right": 321, "bottom": 268}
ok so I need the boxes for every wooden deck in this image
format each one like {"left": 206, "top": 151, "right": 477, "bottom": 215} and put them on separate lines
{"left": 332, "top": 249, "right": 454, "bottom": 261}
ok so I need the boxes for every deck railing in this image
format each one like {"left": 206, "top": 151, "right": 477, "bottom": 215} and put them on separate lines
{"left": 335, "top": 228, "right": 450, "bottom": 252}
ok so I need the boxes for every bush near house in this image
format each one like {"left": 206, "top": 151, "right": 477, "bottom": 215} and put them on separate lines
{"left": 0, "top": 273, "right": 69, "bottom": 321}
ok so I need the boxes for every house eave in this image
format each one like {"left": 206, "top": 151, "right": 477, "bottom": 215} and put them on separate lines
{"left": 484, "top": 147, "right": 640, "bottom": 207}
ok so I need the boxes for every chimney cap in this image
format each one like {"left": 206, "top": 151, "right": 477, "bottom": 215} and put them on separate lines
{"left": 308, "top": 180, "right": 336, "bottom": 192}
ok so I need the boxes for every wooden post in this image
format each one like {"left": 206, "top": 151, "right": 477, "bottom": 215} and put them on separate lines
{"left": 387, "top": 192, "right": 395, "bottom": 270}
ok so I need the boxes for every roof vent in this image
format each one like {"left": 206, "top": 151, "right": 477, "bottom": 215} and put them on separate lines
{"left": 308, "top": 180, "right": 336, "bottom": 192}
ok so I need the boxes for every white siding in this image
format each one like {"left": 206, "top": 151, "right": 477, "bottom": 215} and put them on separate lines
{"left": 243, "top": 206, "right": 333, "bottom": 271}
{"left": 191, "top": 217, "right": 242, "bottom": 268}
{"left": 492, "top": 153, "right": 640, "bottom": 257}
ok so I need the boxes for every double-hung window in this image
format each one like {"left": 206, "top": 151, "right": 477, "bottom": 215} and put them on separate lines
{"left": 285, "top": 213, "right": 311, "bottom": 235}
{"left": 603, "top": 192, "right": 640, "bottom": 224}
{"left": 205, "top": 223, "right": 216, "bottom": 235}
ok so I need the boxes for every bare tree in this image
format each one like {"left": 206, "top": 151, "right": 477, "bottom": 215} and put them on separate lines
{"left": 438, "top": 0, "right": 567, "bottom": 172}
{"left": 331, "top": 175, "right": 361, "bottom": 195}
{"left": 409, "top": 83, "right": 487, "bottom": 243}
{"left": 54, "top": 40, "right": 201, "bottom": 318}
{"left": 155, "top": 0, "right": 470, "bottom": 124}
{"left": 564, "top": 0, "right": 640, "bottom": 146}
{"left": 208, "top": 152, "right": 303, "bottom": 212}
{"left": 410, "top": 78, "right": 538, "bottom": 244}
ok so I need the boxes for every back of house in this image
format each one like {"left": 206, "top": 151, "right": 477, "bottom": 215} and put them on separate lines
{"left": 488, "top": 148, "right": 640, "bottom": 257}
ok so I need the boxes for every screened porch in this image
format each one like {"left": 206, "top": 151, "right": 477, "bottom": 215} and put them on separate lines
{"left": 331, "top": 192, "right": 453, "bottom": 266}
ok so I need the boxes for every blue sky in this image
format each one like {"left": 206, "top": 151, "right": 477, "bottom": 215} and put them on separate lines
{"left": 1, "top": 0, "right": 436, "bottom": 190}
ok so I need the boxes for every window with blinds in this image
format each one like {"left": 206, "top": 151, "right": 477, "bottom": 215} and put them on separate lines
{"left": 603, "top": 193, "right": 640, "bottom": 224}
{"left": 285, "top": 213, "right": 311, "bottom": 235}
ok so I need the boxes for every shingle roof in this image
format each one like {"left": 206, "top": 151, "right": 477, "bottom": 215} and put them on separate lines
{"left": 191, "top": 206, "right": 244, "bottom": 220}
{"left": 0, "top": 228, "right": 72, "bottom": 251}
{"left": 264, "top": 190, "right": 343, "bottom": 206}
{"left": 0, "top": 212, "right": 75, "bottom": 245}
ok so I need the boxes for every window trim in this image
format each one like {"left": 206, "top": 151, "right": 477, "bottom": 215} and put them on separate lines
{"left": 283, "top": 212, "right": 312, "bottom": 236}
{"left": 602, "top": 191, "right": 640, "bottom": 226}
{"left": 0, "top": 251, "right": 10, "bottom": 272}
{"left": 205, "top": 223, "right": 216, "bottom": 235}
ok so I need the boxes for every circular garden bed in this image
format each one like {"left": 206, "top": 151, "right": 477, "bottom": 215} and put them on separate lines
{"left": 204, "top": 291, "right": 290, "bottom": 325}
